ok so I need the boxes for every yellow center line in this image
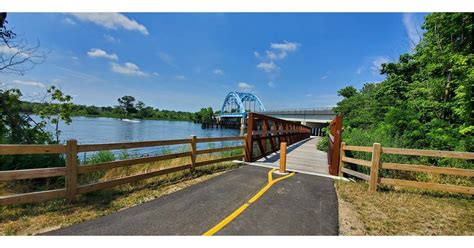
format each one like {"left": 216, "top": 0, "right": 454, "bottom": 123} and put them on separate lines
{"left": 202, "top": 168, "right": 295, "bottom": 236}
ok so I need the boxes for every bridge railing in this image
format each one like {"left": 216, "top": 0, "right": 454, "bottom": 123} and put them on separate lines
{"left": 257, "top": 107, "right": 335, "bottom": 114}
{"left": 0, "top": 136, "right": 245, "bottom": 206}
{"left": 245, "top": 112, "right": 312, "bottom": 162}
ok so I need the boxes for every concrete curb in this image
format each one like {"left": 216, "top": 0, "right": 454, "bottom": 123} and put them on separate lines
{"left": 233, "top": 160, "right": 350, "bottom": 182}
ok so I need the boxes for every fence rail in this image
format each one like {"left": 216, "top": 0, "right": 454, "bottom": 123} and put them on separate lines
{"left": 0, "top": 135, "right": 245, "bottom": 206}
{"left": 245, "top": 112, "right": 311, "bottom": 162}
{"left": 339, "top": 142, "right": 474, "bottom": 194}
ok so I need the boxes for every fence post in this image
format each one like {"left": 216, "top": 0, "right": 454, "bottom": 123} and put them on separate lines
{"left": 369, "top": 143, "right": 382, "bottom": 193}
{"left": 279, "top": 142, "right": 287, "bottom": 173}
{"left": 190, "top": 135, "right": 197, "bottom": 170}
{"left": 65, "top": 139, "right": 78, "bottom": 202}
{"left": 246, "top": 113, "right": 254, "bottom": 162}
{"left": 338, "top": 142, "right": 346, "bottom": 177}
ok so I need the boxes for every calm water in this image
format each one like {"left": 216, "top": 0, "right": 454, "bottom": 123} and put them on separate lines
{"left": 35, "top": 116, "right": 240, "bottom": 159}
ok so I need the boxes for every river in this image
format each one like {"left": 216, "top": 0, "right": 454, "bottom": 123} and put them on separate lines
{"left": 36, "top": 116, "right": 240, "bottom": 159}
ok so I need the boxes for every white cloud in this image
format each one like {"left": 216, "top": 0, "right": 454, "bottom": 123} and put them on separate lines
{"left": 270, "top": 41, "right": 300, "bottom": 52}
{"left": 266, "top": 50, "right": 287, "bottom": 60}
{"left": 70, "top": 13, "right": 149, "bottom": 35}
{"left": 110, "top": 62, "right": 147, "bottom": 76}
{"left": 0, "top": 45, "right": 23, "bottom": 56}
{"left": 104, "top": 34, "right": 120, "bottom": 43}
{"left": 356, "top": 66, "right": 365, "bottom": 75}
{"left": 213, "top": 69, "right": 224, "bottom": 75}
{"left": 159, "top": 52, "right": 178, "bottom": 69}
{"left": 320, "top": 75, "right": 328, "bottom": 80}
{"left": 238, "top": 82, "right": 255, "bottom": 92}
{"left": 87, "top": 48, "right": 118, "bottom": 60}
{"left": 153, "top": 72, "right": 160, "bottom": 77}
{"left": 176, "top": 75, "right": 186, "bottom": 80}
{"left": 62, "top": 17, "right": 76, "bottom": 25}
{"left": 267, "top": 81, "right": 276, "bottom": 88}
{"left": 371, "top": 56, "right": 390, "bottom": 73}
{"left": 257, "top": 61, "right": 277, "bottom": 73}
{"left": 305, "top": 93, "right": 313, "bottom": 97}
{"left": 402, "top": 13, "right": 421, "bottom": 49}
{"left": 255, "top": 41, "right": 300, "bottom": 81}
{"left": 12, "top": 80, "right": 46, "bottom": 88}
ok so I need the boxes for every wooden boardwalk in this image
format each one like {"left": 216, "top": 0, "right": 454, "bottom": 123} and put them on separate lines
{"left": 252, "top": 137, "right": 329, "bottom": 175}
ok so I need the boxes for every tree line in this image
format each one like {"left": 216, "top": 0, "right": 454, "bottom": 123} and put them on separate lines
{"left": 18, "top": 96, "right": 203, "bottom": 122}
{"left": 332, "top": 13, "right": 473, "bottom": 154}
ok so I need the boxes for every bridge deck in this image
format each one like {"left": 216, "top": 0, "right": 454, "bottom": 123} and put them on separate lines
{"left": 253, "top": 137, "right": 329, "bottom": 175}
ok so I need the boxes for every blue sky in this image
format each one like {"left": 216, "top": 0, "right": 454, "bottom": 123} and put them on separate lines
{"left": 0, "top": 13, "right": 426, "bottom": 112}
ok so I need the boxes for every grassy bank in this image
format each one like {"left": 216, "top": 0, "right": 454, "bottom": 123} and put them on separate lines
{"left": 336, "top": 180, "right": 474, "bottom": 235}
{"left": 0, "top": 150, "right": 242, "bottom": 235}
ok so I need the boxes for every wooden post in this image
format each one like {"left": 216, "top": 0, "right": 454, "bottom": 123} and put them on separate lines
{"left": 241, "top": 137, "right": 247, "bottom": 162}
{"left": 338, "top": 142, "right": 346, "bottom": 177}
{"left": 280, "top": 142, "right": 287, "bottom": 173}
{"left": 246, "top": 113, "right": 254, "bottom": 162}
{"left": 190, "top": 135, "right": 197, "bottom": 170}
{"left": 369, "top": 143, "right": 382, "bottom": 192}
{"left": 65, "top": 139, "right": 78, "bottom": 202}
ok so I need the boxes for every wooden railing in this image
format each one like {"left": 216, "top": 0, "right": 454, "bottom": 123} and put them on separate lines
{"left": 245, "top": 112, "right": 311, "bottom": 162}
{"left": 339, "top": 142, "right": 474, "bottom": 194}
{"left": 0, "top": 135, "right": 245, "bottom": 206}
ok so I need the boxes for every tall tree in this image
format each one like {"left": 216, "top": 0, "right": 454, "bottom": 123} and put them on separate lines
{"left": 335, "top": 13, "right": 473, "bottom": 152}
{"left": 117, "top": 95, "right": 137, "bottom": 116}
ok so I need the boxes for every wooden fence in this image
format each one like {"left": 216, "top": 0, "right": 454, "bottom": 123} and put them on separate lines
{"left": 0, "top": 135, "right": 245, "bottom": 206}
{"left": 338, "top": 142, "right": 474, "bottom": 194}
{"left": 245, "top": 112, "right": 311, "bottom": 162}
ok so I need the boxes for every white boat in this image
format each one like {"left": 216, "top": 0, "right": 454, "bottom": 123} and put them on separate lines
{"left": 121, "top": 118, "right": 140, "bottom": 123}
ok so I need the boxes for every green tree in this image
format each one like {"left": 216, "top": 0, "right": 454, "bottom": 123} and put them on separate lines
{"left": 0, "top": 14, "right": 69, "bottom": 173}
{"left": 194, "top": 107, "right": 215, "bottom": 123}
{"left": 0, "top": 88, "right": 66, "bottom": 172}
{"left": 35, "top": 86, "right": 74, "bottom": 143}
{"left": 337, "top": 86, "right": 357, "bottom": 98}
{"left": 117, "top": 95, "right": 137, "bottom": 117}
{"left": 334, "top": 13, "right": 473, "bottom": 153}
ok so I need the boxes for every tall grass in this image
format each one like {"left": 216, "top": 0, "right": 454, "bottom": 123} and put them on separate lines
{"left": 78, "top": 146, "right": 243, "bottom": 188}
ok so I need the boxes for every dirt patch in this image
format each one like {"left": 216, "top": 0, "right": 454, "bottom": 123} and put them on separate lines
{"left": 336, "top": 188, "right": 366, "bottom": 235}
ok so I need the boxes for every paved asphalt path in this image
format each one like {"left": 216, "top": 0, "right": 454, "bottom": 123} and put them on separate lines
{"left": 45, "top": 165, "right": 338, "bottom": 235}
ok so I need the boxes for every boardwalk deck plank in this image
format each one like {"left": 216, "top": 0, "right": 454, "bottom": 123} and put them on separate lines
{"left": 254, "top": 137, "right": 329, "bottom": 175}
